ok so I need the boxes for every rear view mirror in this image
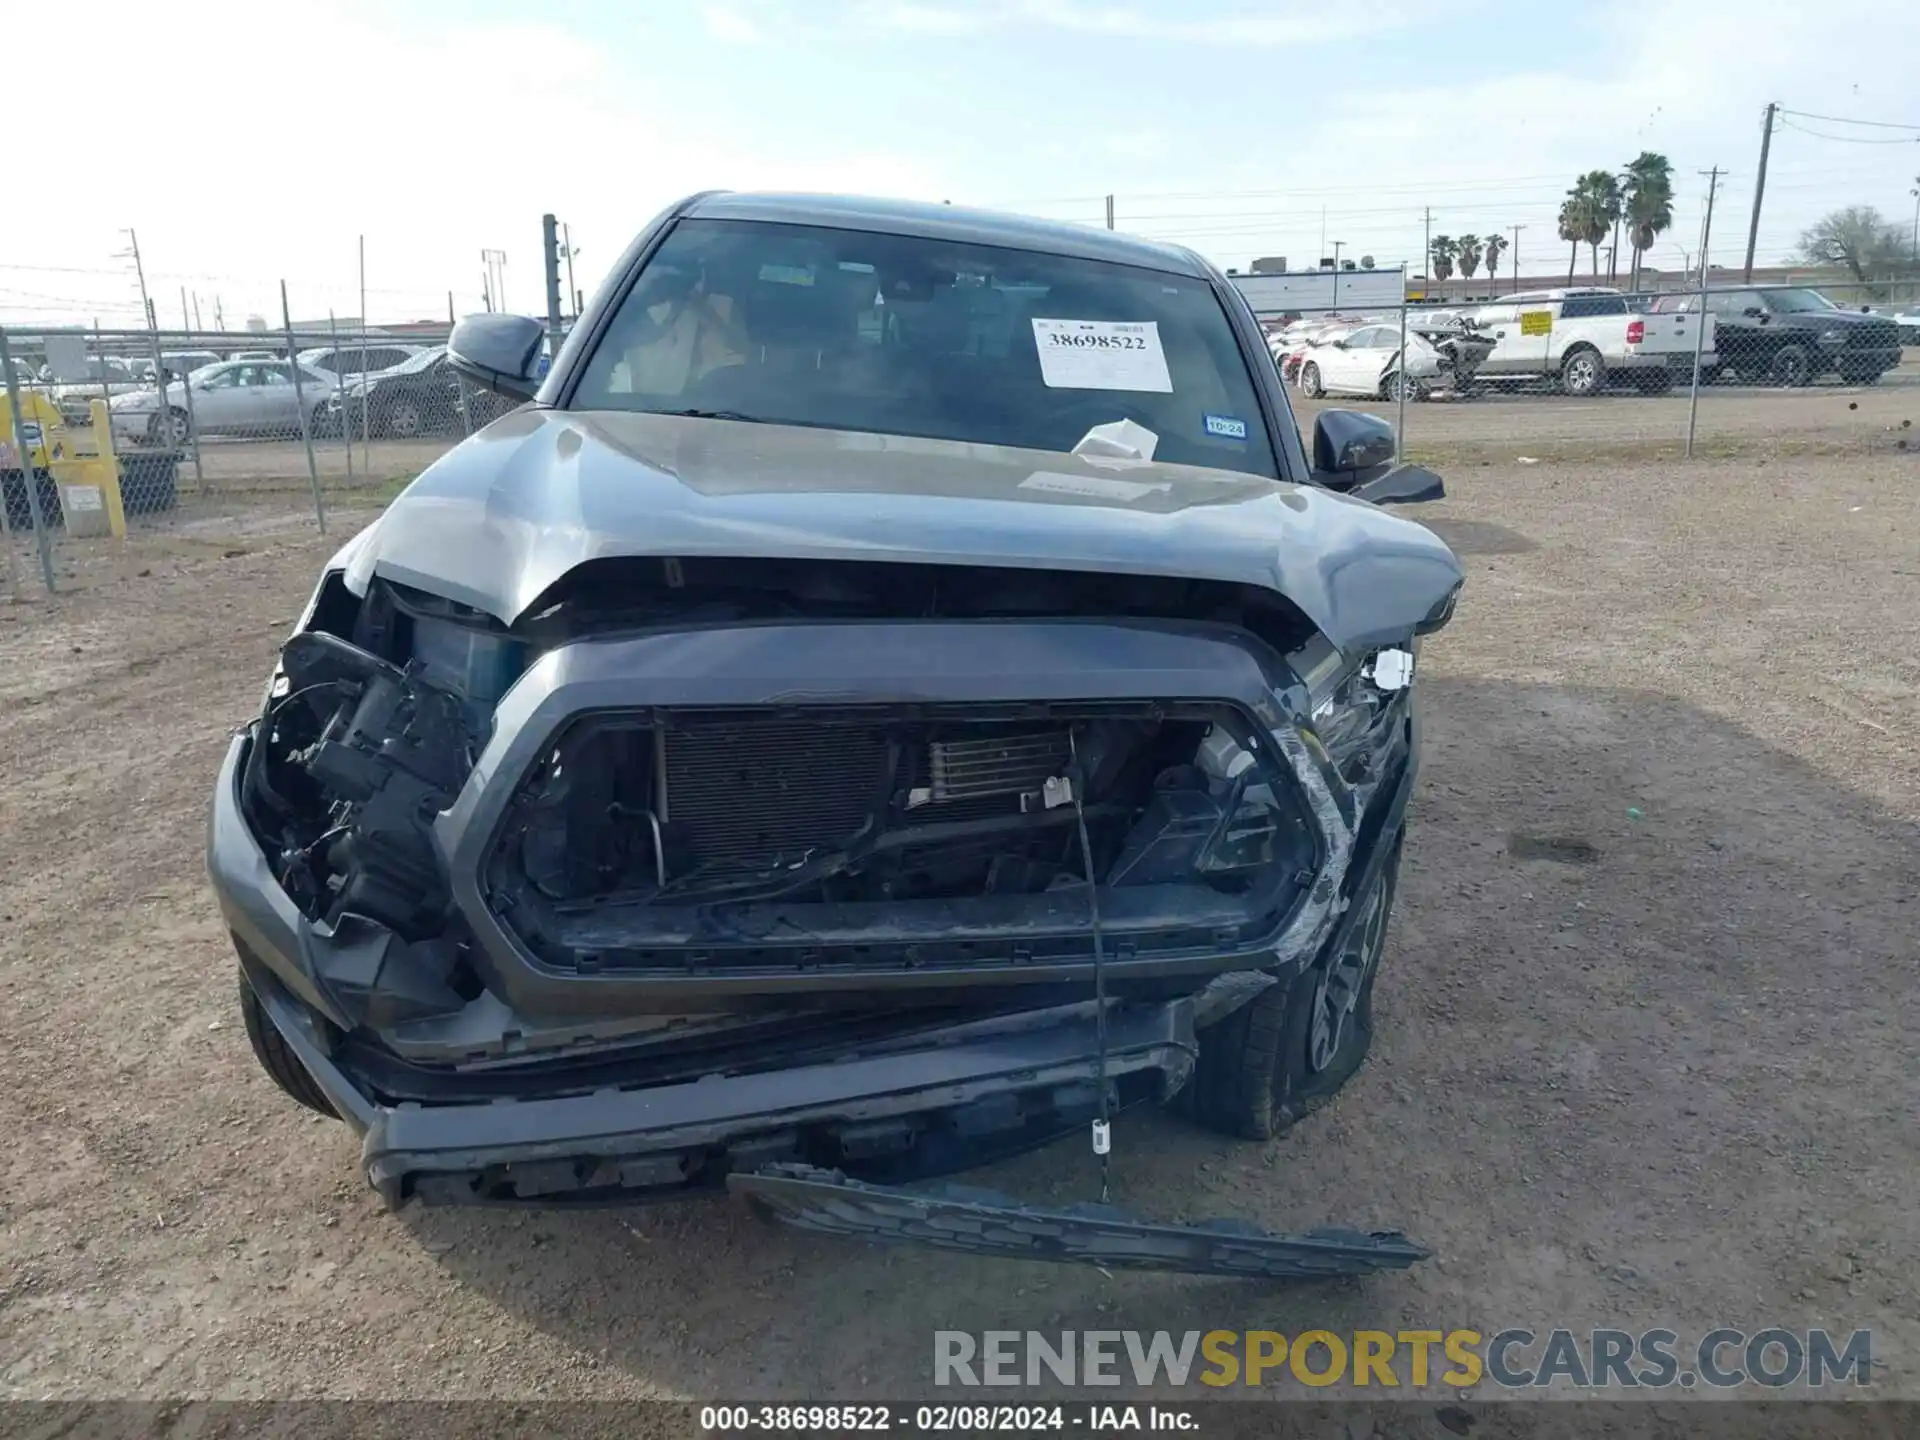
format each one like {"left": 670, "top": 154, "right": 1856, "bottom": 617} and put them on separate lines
{"left": 1312, "top": 409, "right": 1396, "bottom": 475}
{"left": 448, "top": 313, "right": 546, "bottom": 401}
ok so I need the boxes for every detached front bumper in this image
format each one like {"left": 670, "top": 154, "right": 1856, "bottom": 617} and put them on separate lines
{"left": 241, "top": 952, "right": 1205, "bottom": 1208}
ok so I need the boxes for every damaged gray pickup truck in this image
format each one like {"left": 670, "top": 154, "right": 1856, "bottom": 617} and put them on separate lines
{"left": 209, "top": 192, "right": 1463, "bottom": 1278}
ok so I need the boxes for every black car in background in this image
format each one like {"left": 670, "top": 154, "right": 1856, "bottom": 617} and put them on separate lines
{"left": 327, "top": 347, "right": 518, "bottom": 439}
{"left": 1649, "top": 286, "right": 1902, "bottom": 386}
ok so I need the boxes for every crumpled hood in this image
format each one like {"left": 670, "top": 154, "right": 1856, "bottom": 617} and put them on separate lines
{"left": 342, "top": 409, "right": 1463, "bottom": 654}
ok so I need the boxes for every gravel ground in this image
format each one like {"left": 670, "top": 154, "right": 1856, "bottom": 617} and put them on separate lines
{"left": 1, "top": 448, "right": 1916, "bottom": 1405}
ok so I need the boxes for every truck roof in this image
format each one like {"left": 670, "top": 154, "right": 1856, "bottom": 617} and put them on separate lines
{"left": 684, "top": 191, "right": 1214, "bottom": 279}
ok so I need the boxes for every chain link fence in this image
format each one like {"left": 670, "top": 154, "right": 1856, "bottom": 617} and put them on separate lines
{"left": 1256, "top": 278, "right": 1918, "bottom": 466}
{"left": 0, "top": 310, "right": 515, "bottom": 597}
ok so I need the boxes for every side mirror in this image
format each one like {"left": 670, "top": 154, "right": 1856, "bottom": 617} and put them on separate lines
{"left": 448, "top": 313, "right": 545, "bottom": 401}
{"left": 1743, "top": 307, "right": 1765, "bottom": 319}
{"left": 1312, "top": 409, "right": 1396, "bottom": 476}
{"left": 1350, "top": 463, "right": 1445, "bottom": 507}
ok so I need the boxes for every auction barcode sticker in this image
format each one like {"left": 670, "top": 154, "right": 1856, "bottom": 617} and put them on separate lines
{"left": 1031, "top": 319, "right": 1173, "bottom": 392}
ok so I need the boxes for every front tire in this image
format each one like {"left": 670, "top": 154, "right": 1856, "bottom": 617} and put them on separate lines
{"left": 1767, "top": 344, "right": 1812, "bottom": 387}
{"left": 1189, "top": 832, "right": 1402, "bottom": 1140}
{"left": 146, "top": 407, "right": 189, "bottom": 446}
{"left": 1560, "top": 346, "right": 1605, "bottom": 397}
{"left": 237, "top": 968, "right": 338, "bottom": 1118}
{"left": 382, "top": 396, "right": 425, "bottom": 439}
{"left": 1299, "top": 361, "right": 1325, "bottom": 399}
{"left": 1384, "top": 370, "right": 1426, "bottom": 403}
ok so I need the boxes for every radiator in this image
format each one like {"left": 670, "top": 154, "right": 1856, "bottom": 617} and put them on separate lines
{"left": 662, "top": 719, "right": 1070, "bottom": 874}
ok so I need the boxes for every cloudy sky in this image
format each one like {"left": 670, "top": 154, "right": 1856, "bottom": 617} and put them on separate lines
{"left": 4, "top": 0, "right": 1917, "bottom": 327}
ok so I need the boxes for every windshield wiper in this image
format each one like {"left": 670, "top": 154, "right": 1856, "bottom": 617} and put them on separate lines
{"left": 651, "top": 407, "right": 769, "bottom": 424}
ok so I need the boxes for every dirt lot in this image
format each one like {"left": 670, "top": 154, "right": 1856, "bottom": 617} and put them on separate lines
{"left": 1297, "top": 355, "right": 1920, "bottom": 462}
{"left": 2, "top": 447, "right": 1917, "bottom": 1405}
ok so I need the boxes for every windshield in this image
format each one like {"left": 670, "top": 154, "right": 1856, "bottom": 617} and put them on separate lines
{"left": 572, "top": 218, "right": 1278, "bottom": 478}
{"left": 1763, "top": 288, "right": 1836, "bottom": 314}
{"left": 385, "top": 346, "right": 444, "bottom": 376}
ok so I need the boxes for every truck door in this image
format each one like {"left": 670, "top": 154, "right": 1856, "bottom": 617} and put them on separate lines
{"left": 1476, "top": 302, "right": 1552, "bottom": 376}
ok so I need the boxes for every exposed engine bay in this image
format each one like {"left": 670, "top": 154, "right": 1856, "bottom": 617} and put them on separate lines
{"left": 239, "top": 559, "right": 1367, "bottom": 975}
{"left": 486, "top": 700, "right": 1318, "bottom": 974}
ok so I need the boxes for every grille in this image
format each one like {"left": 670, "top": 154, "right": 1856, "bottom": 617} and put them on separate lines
{"left": 1849, "top": 322, "right": 1900, "bottom": 350}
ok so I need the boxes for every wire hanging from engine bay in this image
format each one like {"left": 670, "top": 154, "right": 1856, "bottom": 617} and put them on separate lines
{"left": 1067, "top": 727, "right": 1114, "bottom": 1205}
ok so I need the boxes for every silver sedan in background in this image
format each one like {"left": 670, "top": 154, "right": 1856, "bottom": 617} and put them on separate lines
{"left": 110, "top": 359, "right": 338, "bottom": 445}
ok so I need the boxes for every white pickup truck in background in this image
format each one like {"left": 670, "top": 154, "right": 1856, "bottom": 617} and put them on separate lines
{"left": 1469, "top": 288, "right": 1716, "bottom": 396}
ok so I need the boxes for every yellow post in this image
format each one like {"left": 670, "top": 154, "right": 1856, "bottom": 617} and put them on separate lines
{"left": 45, "top": 396, "right": 126, "bottom": 540}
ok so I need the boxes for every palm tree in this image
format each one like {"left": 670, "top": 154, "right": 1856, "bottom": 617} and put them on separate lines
{"left": 1484, "top": 232, "right": 1509, "bottom": 290}
{"left": 1559, "top": 174, "right": 1617, "bottom": 281}
{"left": 1622, "top": 151, "right": 1675, "bottom": 291}
{"left": 1429, "top": 235, "right": 1457, "bottom": 283}
{"left": 1456, "top": 234, "right": 1483, "bottom": 281}
{"left": 1577, "top": 169, "right": 1622, "bottom": 278}
{"left": 1558, "top": 196, "right": 1584, "bottom": 282}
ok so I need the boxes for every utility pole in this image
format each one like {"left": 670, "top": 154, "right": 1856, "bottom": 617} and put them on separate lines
{"left": 1696, "top": 166, "right": 1723, "bottom": 286}
{"left": 1510, "top": 224, "right": 1525, "bottom": 295}
{"left": 123, "top": 228, "right": 152, "bottom": 326}
{"left": 541, "top": 214, "right": 564, "bottom": 354}
{"left": 1423, "top": 207, "right": 1432, "bottom": 275}
{"left": 561, "top": 223, "right": 579, "bottom": 317}
{"left": 1910, "top": 176, "right": 1918, "bottom": 262}
{"left": 1686, "top": 166, "right": 1722, "bottom": 460}
{"left": 480, "top": 249, "right": 508, "bottom": 313}
{"left": 1104, "top": 195, "right": 1114, "bottom": 230}
{"left": 120, "top": 228, "right": 171, "bottom": 434}
{"left": 1742, "top": 102, "right": 1776, "bottom": 282}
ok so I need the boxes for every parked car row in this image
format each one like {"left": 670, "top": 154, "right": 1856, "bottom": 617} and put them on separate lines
{"left": 85, "top": 346, "right": 519, "bottom": 446}
{"left": 1279, "top": 284, "right": 1908, "bottom": 401}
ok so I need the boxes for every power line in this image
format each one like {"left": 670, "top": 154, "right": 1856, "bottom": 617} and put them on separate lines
{"left": 1776, "top": 107, "right": 1920, "bottom": 132}
{"left": 1777, "top": 118, "right": 1920, "bottom": 145}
